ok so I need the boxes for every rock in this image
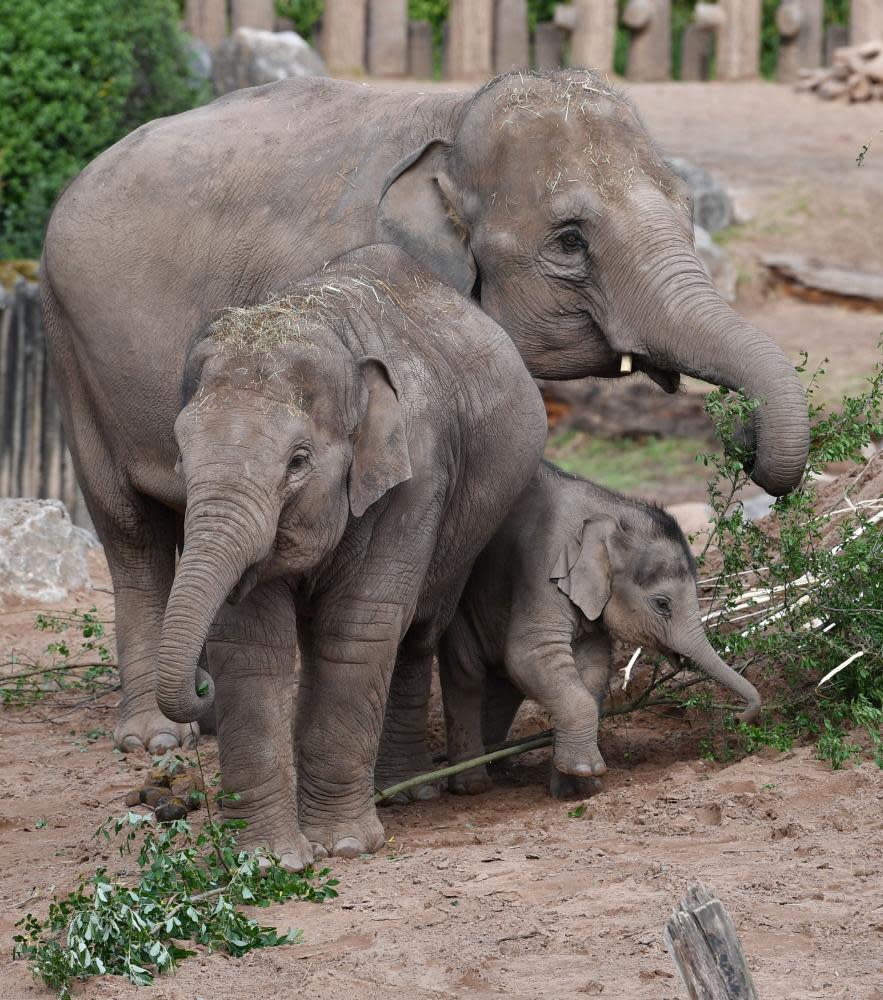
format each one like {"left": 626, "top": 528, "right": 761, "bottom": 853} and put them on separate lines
{"left": 186, "top": 37, "right": 213, "bottom": 85}
{"left": 741, "top": 491, "right": 776, "bottom": 521}
{"left": 695, "top": 225, "right": 737, "bottom": 302}
{"left": 665, "top": 156, "right": 734, "bottom": 234}
{"left": 213, "top": 27, "right": 325, "bottom": 96}
{"left": 666, "top": 502, "right": 714, "bottom": 552}
{"left": 0, "top": 499, "right": 96, "bottom": 604}
{"left": 762, "top": 253, "right": 883, "bottom": 305}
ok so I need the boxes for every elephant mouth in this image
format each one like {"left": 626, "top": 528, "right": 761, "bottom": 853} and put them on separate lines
{"left": 620, "top": 353, "right": 681, "bottom": 395}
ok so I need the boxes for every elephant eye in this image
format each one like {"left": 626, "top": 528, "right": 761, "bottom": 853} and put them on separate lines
{"left": 650, "top": 595, "right": 672, "bottom": 618}
{"left": 557, "top": 228, "right": 587, "bottom": 254}
{"left": 287, "top": 450, "right": 311, "bottom": 478}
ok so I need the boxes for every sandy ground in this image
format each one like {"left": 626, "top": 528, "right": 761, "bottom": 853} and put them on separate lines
{"left": 2, "top": 80, "right": 882, "bottom": 999}
{"left": 2, "top": 552, "right": 882, "bottom": 1000}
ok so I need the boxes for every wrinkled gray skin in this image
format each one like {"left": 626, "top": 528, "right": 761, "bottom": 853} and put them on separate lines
{"left": 42, "top": 68, "right": 807, "bottom": 754}
{"left": 158, "top": 247, "right": 546, "bottom": 865}
{"left": 439, "top": 461, "right": 761, "bottom": 799}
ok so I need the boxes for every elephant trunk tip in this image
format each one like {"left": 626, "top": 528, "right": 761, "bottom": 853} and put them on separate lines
{"left": 735, "top": 693, "right": 762, "bottom": 725}
{"left": 156, "top": 663, "right": 215, "bottom": 725}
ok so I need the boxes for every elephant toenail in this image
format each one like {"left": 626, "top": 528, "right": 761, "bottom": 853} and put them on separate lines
{"left": 119, "top": 736, "right": 145, "bottom": 753}
{"left": 333, "top": 837, "right": 366, "bottom": 859}
{"left": 413, "top": 784, "right": 440, "bottom": 801}
{"left": 148, "top": 733, "right": 179, "bottom": 754}
{"left": 310, "top": 842, "right": 329, "bottom": 861}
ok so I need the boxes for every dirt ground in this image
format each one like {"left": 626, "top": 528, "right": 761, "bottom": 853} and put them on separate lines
{"left": 2, "top": 79, "right": 883, "bottom": 999}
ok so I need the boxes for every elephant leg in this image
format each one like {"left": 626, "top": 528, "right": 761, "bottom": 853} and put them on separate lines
{"left": 505, "top": 629, "right": 607, "bottom": 780}
{"left": 481, "top": 672, "right": 525, "bottom": 747}
{"left": 205, "top": 579, "right": 311, "bottom": 871}
{"left": 296, "top": 597, "right": 405, "bottom": 860}
{"left": 548, "top": 633, "right": 612, "bottom": 800}
{"left": 438, "top": 615, "right": 494, "bottom": 796}
{"left": 100, "top": 496, "right": 194, "bottom": 753}
{"left": 374, "top": 616, "right": 445, "bottom": 805}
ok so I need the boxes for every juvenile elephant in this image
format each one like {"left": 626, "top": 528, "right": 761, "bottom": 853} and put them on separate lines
{"left": 439, "top": 461, "right": 761, "bottom": 798}
{"left": 156, "top": 246, "right": 547, "bottom": 865}
{"left": 43, "top": 68, "right": 808, "bottom": 752}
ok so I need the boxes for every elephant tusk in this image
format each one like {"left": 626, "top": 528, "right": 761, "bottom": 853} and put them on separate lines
{"left": 619, "top": 353, "right": 633, "bottom": 374}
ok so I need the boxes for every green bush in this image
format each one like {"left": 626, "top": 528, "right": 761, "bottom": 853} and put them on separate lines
{"left": 0, "top": 0, "right": 209, "bottom": 259}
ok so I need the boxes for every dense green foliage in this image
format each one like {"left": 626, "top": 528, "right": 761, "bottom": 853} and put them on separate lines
{"left": 0, "top": 0, "right": 209, "bottom": 258}
{"left": 14, "top": 807, "right": 338, "bottom": 999}
{"left": 275, "top": 0, "right": 324, "bottom": 38}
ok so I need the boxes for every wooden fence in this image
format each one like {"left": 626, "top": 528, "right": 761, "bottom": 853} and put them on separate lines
{"left": 184, "top": 0, "right": 883, "bottom": 85}
{"left": 0, "top": 280, "right": 88, "bottom": 525}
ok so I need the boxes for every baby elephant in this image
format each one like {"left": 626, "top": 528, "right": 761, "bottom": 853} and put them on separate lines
{"left": 439, "top": 461, "right": 761, "bottom": 798}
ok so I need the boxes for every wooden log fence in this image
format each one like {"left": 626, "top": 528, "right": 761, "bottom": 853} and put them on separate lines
{"left": 183, "top": 0, "right": 880, "bottom": 85}
{"left": 0, "top": 281, "right": 88, "bottom": 526}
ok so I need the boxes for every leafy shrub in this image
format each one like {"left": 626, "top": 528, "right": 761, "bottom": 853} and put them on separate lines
{"left": 0, "top": 0, "right": 209, "bottom": 259}
{"left": 14, "top": 807, "right": 338, "bottom": 999}
{"left": 275, "top": 0, "right": 324, "bottom": 39}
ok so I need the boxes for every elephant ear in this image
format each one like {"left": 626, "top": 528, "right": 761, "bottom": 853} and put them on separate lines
{"left": 377, "top": 139, "right": 477, "bottom": 296}
{"left": 550, "top": 516, "right": 616, "bottom": 622}
{"left": 348, "top": 358, "right": 413, "bottom": 518}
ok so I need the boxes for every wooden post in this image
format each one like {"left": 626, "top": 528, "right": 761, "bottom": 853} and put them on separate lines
{"left": 850, "top": 0, "right": 883, "bottom": 46}
{"left": 776, "top": 0, "right": 823, "bottom": 82}
{"left": 680, "top": 23, "right": 713, "bottom": 79}
{"left": 557, "top": 0, "right": 617, "bottom": 74}
{"left": 368, "top": 0, "right": 408, "bottom": 76}
{"left": 230, "top": 0, "right": 274, "bottom": 31}
{"left": 622, "top": 0, "right": 672, "bottom": 81}
{"left": 664, "top": 885, "right": 759, "bottom": 1000}
{"left": 534, "top": 21, "right": 565, "bottom": 69}
{"left": 408, "top": 20, "right": 434, "bottom": 78}
{"left": 322, "top": 0, "right": 367, "bottom": 74}
{"left": 185, "top": 0, "right": 227, "bottom": 48}
{"left": 494, "top": 0, "right": 529, "bottom": 73}
{"left": 695, "top": 0, "right": 760, "bottom": 80}
{"left": 448, "top": 0, "right": 493, "bottom": 80}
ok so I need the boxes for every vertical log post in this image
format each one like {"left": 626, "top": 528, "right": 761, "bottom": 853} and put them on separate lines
{"left": 664, "top": 885, "right": 759, "bottom": 1000}
{"left": 566, "top": 0, "right": 618, "bottom": 74}
{"left": 185, "top": 0, "right": 228, "bottom": 48}
{"left": 230, "top": 0, "right": 274, "bottom": 31}
{"left": 494, "top": 0, "right": 530, "bottom": 73}
{"left": 850, "top": 0, "right": 883, "bottom": 46}
{"left": 776, "top": 0, "right": 823, "bottom": 83}
{"left": 448, "top": 0, "right": 494, "bottom": 80}
{"left": 322, "top": 0, "right": 368, "bottom": 74}
{"left": 534, "top": 21, "right": 565, "bottom": 69}
{"left": 408, "top": 20, "right": 434, "bottom": 78}
{"left": 622, "top": 0, "right": 672, "bottom": 81}
{"left": 368, "top": 0, "right": 408, "bottom": 76}
{"left": 680, "top": 22, "right": 714, "bottom": 79}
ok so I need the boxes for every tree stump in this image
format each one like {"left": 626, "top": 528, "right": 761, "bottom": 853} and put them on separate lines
{"left": 322, "top": 0, "right": 367, "bottom": 74}
{"left": 680, "top": 23, "right": 713, "bottom": 80}
{"left": 230, "top": 0, "right": 274, "bottom": 32}
{"left": 776, "top": 0, "right": 823, "bottom": 83}
{"left": 185, "top": 0, "right": 227, "bottom": 48}
{"left": 664, "top": 885, "right": 759, "bottom": 1000}
{"left": 850, "top": 0, "right": 883, "bottom": 46}
{"left": 367, "top": 0, "right": 408, "bottom": 76}
{"left": 494, "top": 0, "right": 529, "bottom": 73}
{"left": 713, "top": 0, "right": 761, "bottom": 80}
{"left": 448, "top": 0, "right": 494, "bottom": 80}
{"left": 556, "top": 0, "right": 617, "bottom": 74}
{"left": 534, "top": 22, "right": 565, "bottom": 69}
{"left": 623, "top": 0, "right": 672, "bottom": 81}
{"left": 408, "top": 20, "right": 434, "bottom": 78}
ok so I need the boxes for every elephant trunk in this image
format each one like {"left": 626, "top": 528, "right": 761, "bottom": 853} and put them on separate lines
{"left": 614, "top": 221, "right": 810, "bottom": 497}
{"left": 156, "top": 489, "right": 276, "bottom": 724}
{"left": 675, "top": 629, "right": 762, "bottom": 724}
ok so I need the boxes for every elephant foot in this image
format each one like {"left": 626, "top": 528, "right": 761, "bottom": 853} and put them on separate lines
{"left": 236, "top": 827, "right": 315, "bottom": 874}
{"left": 301, "top": 806, "right": 386, "bottom": 860}
{"left": 548, "top": 768, "right": 603, "bottom": 801}
{"left": 552, "top": 740, "right": 607, "bottom": 779}
{"left": 374, "top": 747, "right": 440, "bottom": 806}
{"left": 448, "top": 764, "right": 494, "bottom": 796}
{"left": 114, "top": 709, "right": 199, "bottom": 754}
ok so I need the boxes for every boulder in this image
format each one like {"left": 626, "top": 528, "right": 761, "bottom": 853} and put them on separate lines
{"left": 0, "top": 499, "right": 98, "bottom": 604}
{"left": 666, "top": 156, "right": 734, "bottom": 234}
{"left": 213, "top": 27, "right": 326, "bottom": 96}
{"left": 694, "top": 225, "right": 737, "bottom": 302}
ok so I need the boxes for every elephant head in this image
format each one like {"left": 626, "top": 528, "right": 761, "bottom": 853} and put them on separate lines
{"left": 155, "top": 298, "right": 411, "bottom": 724}
{"left": 552, "top": 506, "right": 761, "bottom": 723}
{"left": 379, "top": 69, "right": 808, "bottom": 497}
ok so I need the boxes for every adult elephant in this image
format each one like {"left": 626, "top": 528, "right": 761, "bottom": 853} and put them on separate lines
{"left": 42, "top": 69, "right": 809, "bottom": 753}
